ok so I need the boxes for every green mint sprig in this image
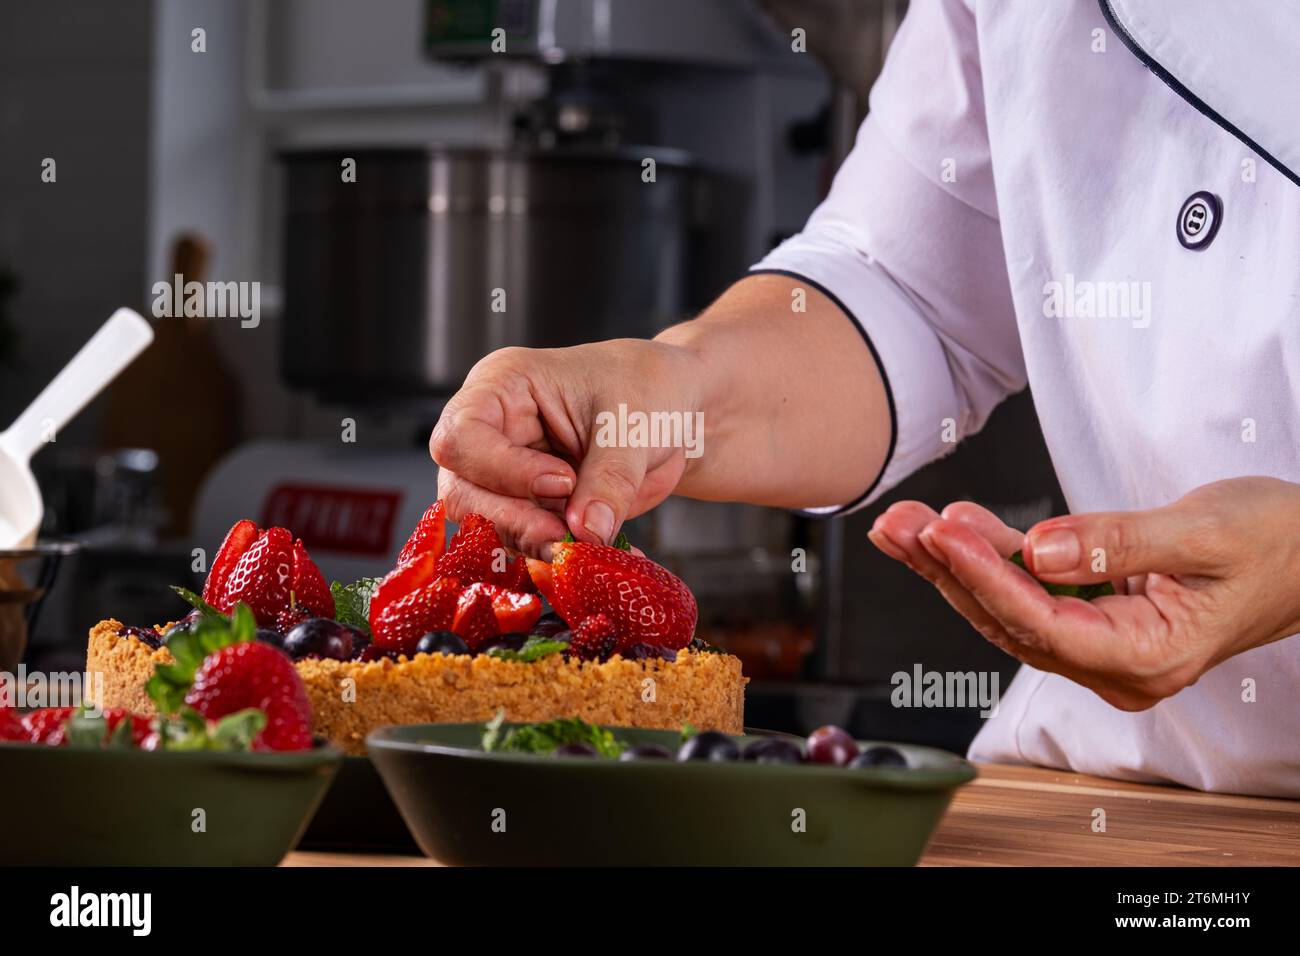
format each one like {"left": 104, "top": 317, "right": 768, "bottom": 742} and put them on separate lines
{"left": 1009, "top": 550, "right": 1115, "bottom": 601}
{"left": 486, "top": 637, "right": 569, "bottom": 664}
{"left": 481, "top": 710, "right": 626, "bottom": 758}
{"left": 170, "top": 585, "right": 224, "bottom": 619}
{"left": 331, "top": 577, "right": 380, "bottom": 635}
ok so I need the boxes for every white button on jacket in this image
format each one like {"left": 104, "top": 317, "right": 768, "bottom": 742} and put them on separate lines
{"left": 755, "top": 0, "right": 1300, "bottom": 796}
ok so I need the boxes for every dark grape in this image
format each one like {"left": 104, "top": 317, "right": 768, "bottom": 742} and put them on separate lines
{"left": 806, "top": 725, "right": 860, "bottom": 766}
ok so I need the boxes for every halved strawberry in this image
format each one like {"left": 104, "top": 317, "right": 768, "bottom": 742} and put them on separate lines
{"left": 202, "top": 519, "right": 260, "bottom": 607}
{"left": 526, "top": 557, "right": 557, "bottom": 605}
{"left": 451, "top": 582, "right": 542, "bottom": 650}
{"left": 499, "top": 554, "right": 535, "bottom": 593}
{"left": 435, "top": 514, "right": 510, "bottom": 586}
{"left": 220, "top": 527, "right": 294, "bottom": 626}
{"left": 290, "top": 538, "right": 335, "bottom": 618}
{"left": 492, "top": 587, "right": 542, "bottom": 635}
{"left": 371, "top": 576, "right": 463, "bottom": 650}
{"left": 549, "top": 541, "right": 697, "bottom": 651}
{"left": 451, "top": 582, "right": 500, "bottom": 649}
{"left": 369, "top": 552, "right": 438, "bottom": 631}
{"left": 397, "top": 500, "right": 447, "bottom": 566}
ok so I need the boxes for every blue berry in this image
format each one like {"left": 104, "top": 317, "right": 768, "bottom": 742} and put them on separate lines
{"left": 416, "top": 631, "right": 469, "bottom": 656}
{"left": 849, "top": 746, "right": 908, "bottom": 769}
{"left": 742, "top": 737, "right": 804, "bottom": 764}
{"left": 619, "top": 743, "right": 672, "bottom": 761}
{"left": 284, "top": 618, "right": 355, "bottom": 661}
{"left": 677, "top": 731, "right": 740, "bottom": 762}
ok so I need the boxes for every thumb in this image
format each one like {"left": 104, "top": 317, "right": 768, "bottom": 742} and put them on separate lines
{"left": 1023, "top": 504, "right": 1217, "bottom": 582}
{"left": 565, "top": 442, "right": 650, "bottom": 546}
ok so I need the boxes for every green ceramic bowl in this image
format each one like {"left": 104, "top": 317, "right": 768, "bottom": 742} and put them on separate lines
{"left": 0, "top": 742, "right": 342, "bottom": 866}
{"left": 368, "top": 724, "right": 976, "bottom": 866}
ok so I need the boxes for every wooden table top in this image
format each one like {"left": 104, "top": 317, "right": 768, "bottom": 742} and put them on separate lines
{"left": 282, "top": 763, "right": 1300, "bottom": 868}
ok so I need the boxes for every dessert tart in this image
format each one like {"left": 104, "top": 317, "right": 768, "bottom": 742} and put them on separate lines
{"left": 89, "top": 502, "right": 746, "bottom": 755}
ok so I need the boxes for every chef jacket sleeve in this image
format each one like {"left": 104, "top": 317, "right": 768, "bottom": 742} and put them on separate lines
{"left": 752, "top": 0, "right": 1024, "bottom": 515}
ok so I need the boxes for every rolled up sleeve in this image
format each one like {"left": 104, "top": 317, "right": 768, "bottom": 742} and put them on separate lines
{"left": 753, "top": 0, "right": 1024, "bottom": 514}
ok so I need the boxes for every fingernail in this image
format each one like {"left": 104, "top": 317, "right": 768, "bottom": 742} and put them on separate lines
{"left": 1027, "top": 528, "right": 1080, "bottom": 573}
{"left": 583, "top": 501, "right": 616, "bottom": 545}
{"left": 918, "top": 526, "right": 947, "bottom": 562}
{"left": 532, "top": 473, "right": 574, "bottom": 498}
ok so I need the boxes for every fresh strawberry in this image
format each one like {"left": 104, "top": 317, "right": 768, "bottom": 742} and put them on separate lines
{"left": 492, "top": 587, "right": 542, "bottom": 635}
{"left": 185, "top": 642, "right": 313, "bottom": 751}
{"left": 397, "top": 500, "right": 447, "bottom": 566}
{"left": 548, "top": 542, "right": 697, "bottom": 651}
{"left": 369, "top": 552, "right": 437, "bottom": 628}
{"left": 21, "top": 707, "right": 76, "bottom": 745}
{"left": 290, "top": 538, "right": 335, "bottom": 618}
{"left": 371, "top": 576, "right": 463, "bottom": 650}
{"left": 202, "top": 519, "right": 260, "bottom": 606}
{"left": 499, "top": 554, "right": 535, "bottom": 593}
{"left": 219, "top": 527, "right": 294, "bottom": 625}
{"left": 0, "top": 707, "right": 28, "bottom": 742}
{"left": 436, "top": 514, "right": 515, "bottom": 586}
{"left": 569, "top": 613, "right": 620, "bottom": 660}
{"left": 276, "top": 605, "right": 313, "bottom": 634}
{"left": 451, "top": 582, "right": 542, "bottom": 650}
{"left": 451, "top": 582, "right": 501, "bottom": 648}
{"left": 526, "top": 557, "right": 557, "bottom": 605}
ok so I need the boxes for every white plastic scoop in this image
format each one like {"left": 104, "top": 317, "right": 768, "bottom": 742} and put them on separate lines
{"left": 0, "top": 308, "right": 154, "bottom": 548}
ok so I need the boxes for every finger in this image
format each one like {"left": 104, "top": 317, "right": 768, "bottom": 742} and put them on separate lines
{"left": 438, "top": 470, "right": 568, "bottom": 559}
{"left": 566, "top": 441, "right": 652, "bottom": 546}
{"left": 1022, "top": 503, "right": 1222, "bottom": 584}
{"left": 430, "top": 391, "right": 577, "bottom": 502}
{"left": 870, "top": 505, "right": 1023, "bottom": 653}
{"left": 919, "top": 518, "right": 1139, "bottom": 673}
{"left": 939, "top": 501, "right": 1025, "bottom": 557}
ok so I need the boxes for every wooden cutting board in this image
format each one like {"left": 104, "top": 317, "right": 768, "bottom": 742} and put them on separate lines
{"left": 921, "top": 764, "right": 1300, "bottom": 866}
{"left": 282, "top": 763, "right": 1300, "bottom": 867}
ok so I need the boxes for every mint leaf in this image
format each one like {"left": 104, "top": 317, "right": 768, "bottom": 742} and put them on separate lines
{"left": 155, "top": 706, "right": 266, "bottom": 752}
{"left": 679, "top": 722, "right": 699, "bottom": 743}
{"left": 170, "top": 585, "right": 223, "bottom": 618}
{"left": 210, "top": 709, "right": 267, "bottom": 750}
{"left": 487, "top": 637, "right": 568, "bottom": 663}
{"left": 562, "top": 529, "right": 632, "bottom": 551}
{"left": 482, "top": 708, "right": 506, "bottom": 752}
{"left": 331, "top": 577, "right": 379, "bottom": 635}
{"left": 1009, "top": 550, "right": 1115, "bottom": 601}
{"left": 64, "top": 709, "right": 108, "bottom": 748}
{"left": 483, "top": 715, "right": 626, "bottom": 758}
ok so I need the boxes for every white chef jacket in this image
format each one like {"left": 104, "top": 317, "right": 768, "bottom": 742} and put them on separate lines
{"left": 754, "top": 0, "right": 1300, "bottom": 796}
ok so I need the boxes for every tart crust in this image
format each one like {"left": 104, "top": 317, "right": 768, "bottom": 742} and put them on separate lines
{"left": 86, "top": 619, "right": 747, "bottom": 755}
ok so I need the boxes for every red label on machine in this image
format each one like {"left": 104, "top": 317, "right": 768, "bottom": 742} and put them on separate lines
{"left": 262, "top": 483, "right": 402, "bottom": 557}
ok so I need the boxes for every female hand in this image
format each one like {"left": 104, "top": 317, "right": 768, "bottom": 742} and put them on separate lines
{"left": 868, "top": 477, "right": 1300, "bottom": 710}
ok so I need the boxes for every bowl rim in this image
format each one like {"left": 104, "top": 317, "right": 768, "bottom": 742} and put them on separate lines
{"left": 366, "top": 722, "right": 977, "bottom": 790}
{"left": 0, "top": 739, "right": 344, "bottom": 770}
